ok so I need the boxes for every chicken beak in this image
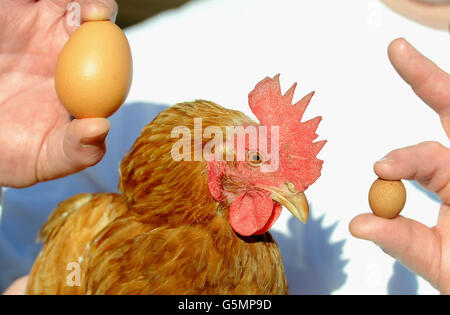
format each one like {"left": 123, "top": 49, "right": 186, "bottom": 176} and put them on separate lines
{"left": 264, "top": 182, "right": 309, "bottom": 224}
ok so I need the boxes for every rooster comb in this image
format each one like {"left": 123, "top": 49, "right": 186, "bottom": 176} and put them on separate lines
{"left": 248, "top": 74, "right": 326, "bottom": 189}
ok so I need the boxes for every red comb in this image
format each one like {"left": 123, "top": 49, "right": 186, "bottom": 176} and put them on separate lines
{"left": 248, "top": 74, "right": 326, "bottom": 190}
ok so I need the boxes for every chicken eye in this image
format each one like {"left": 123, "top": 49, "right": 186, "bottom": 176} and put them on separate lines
{"left": 247, "top": 151, "right": 263, "bottom": 165}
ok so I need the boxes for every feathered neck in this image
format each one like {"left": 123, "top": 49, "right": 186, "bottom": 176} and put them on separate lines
{"left": 118, "top": 100, "right": 254, "bottom": 228}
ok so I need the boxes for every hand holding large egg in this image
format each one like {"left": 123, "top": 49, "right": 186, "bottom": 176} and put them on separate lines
{"left": 55, "top": 20, "right": 132, "bottom": 118}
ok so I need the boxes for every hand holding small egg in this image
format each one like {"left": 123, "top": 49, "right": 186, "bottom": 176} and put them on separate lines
{"left": 0, "top": 0, "right": 125, "bottom": 187}
{"left": 350, "top": 38, "right": 450, "bottom": 294}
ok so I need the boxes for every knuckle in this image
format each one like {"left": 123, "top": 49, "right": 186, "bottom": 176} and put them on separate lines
{"left": 420, "top": 141, "right": 443, "bottom": 152}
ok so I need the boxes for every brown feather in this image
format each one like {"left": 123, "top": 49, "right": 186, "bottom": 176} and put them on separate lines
{"left": 26, "top": 193, "right": 128, "bottom": 294}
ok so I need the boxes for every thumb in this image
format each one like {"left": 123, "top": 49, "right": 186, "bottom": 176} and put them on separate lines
{"left": 37, "top": 118, "right": 110, "bottom": 182}
{"left": 349, "top": 213, "right": 441, "bottom": 289}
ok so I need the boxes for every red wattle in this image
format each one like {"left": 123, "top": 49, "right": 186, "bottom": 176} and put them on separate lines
{"left": 229, "top": 190, "right": 280, "bottom": 236}
{"left": 254, "top": 202, "right": 282, "bottom": 235}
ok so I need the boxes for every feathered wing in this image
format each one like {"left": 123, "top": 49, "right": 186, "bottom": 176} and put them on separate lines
{"left": 26, "top": 193, "right": 128, "bottom": 294}
{"left": 82, "top": 216, "right": 287, "bottom": 295}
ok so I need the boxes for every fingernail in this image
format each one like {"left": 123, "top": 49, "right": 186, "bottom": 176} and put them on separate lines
{"left": 81, "top": 1, "right": 117, "bottom": 23}
{"left": 97, "top": 0, "right": 113, "bottom": 8}
{"left": 81, "top": 132, "right": 108, "bottom": 146}
{"left": 377, "top": 156, "right": 394, "bottom": 163}
{"left": 98, "top": 0, "right": 118, "bottom": 22}
{"left": 97, "top": 0, "right": 118, "bottom": 22}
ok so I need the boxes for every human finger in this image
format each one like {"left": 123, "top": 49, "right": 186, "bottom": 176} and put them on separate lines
{"left": 349, "top": 213, "right": 441, "bottom": 288}
{"left": 36, "top": 118, "right": 110, "bottom": 182}
{"left": 374, "top": 141, "right": 450, "bottom": 204}
{"left": 388, "top": 38, "right": 450, "bottom": 136}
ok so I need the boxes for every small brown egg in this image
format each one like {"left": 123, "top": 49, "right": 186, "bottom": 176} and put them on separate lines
{"left": 55, "top": 21, "right": 133, "bottom": 118}
{"left": 369, "top": 178, "right": 406, "bottom": 219}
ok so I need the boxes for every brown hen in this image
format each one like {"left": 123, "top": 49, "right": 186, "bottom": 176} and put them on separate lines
{"left": 26, "top": 75, "right": 325, "bottom": 294}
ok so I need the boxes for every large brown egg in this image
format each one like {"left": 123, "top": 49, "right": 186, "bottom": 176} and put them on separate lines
{"left": 55, "top": 21, "right": 133, "bottom": 118}
{"left": 369, "top": 178, "right": 407, "bottom": 219}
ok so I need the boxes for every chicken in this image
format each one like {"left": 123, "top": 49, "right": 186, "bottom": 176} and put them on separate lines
{"left": 25, "top": 75, "right": 325, "bottom": 295}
